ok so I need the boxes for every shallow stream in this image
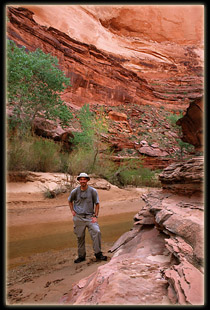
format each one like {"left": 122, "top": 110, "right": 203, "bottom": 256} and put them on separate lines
{"left": 7, "top": 211, "right": 135, "bottom": 267}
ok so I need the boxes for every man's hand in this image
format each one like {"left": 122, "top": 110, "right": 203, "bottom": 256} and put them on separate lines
{"left": 91, "top": 216, "right": 98, "bottom": 223}
{"left": 72, "top": 210, "right": 76, "bottom": 216}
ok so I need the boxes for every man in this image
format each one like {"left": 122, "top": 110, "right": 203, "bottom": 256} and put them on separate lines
{"left": 68, "top": 172, "right": 107, "bottom": 263}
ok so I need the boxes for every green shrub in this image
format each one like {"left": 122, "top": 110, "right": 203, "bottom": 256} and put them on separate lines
{"left": 93, "top": 156, "right": 119, "bottom": 184}
{"left": 7, "top": 135, "right": 28, "bottom": 171}
{"left": 67, "top": 148, "right": 96, "bottom": 176}
{"left": 166, "top": 112, "right": 183, "bottom": 126}
{"left": 58, "top": 152, "right": 71, "bottom": 173}
{"left": 27, "top": 138, "right": 61, "bottom": 172}
{"left": 7, "top": 133, "right": 62, "bottom": 172}
{"left": 7, "top": 126, "right": 162, "bottom": 189}
{"left": 71, "top": 104, "right": 108, "bottom": 170}
{"left": 42, "top": 184, "right": 68, "bottom": 199}
{"left": 118, "top": 167, "right": 161, "bottom": 187}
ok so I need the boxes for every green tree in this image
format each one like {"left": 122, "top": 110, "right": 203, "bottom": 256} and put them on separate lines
{"left": 7, "top": 40, "right": 72, "bottom": 132}
{"left": 73, "top": 104, "right": 95, "bottom": 149}
{"left": 71, "top": 104, "right": 108, "bottom": 171}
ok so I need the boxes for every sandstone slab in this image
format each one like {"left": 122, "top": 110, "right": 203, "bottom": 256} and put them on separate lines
{"left": 61, "top": 227, "right": 172, "bottom": 305}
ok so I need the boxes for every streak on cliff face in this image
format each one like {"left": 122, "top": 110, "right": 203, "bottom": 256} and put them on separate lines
{"left": 6, "top": 5, "right": 204, "bottom": 110}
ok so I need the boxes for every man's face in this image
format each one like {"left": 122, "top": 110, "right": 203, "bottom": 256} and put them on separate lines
{"left": 79, "top": 177, "right": 88, "bottom": 188}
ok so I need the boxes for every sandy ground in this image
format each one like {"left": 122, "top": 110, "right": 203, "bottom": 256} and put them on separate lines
{"left": 6, "top": 173, "right": 151, "bottom": 305}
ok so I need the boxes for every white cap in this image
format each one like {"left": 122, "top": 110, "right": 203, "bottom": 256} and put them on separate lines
{"left": 77, "top": 172, "right": 90, "bottom": 181}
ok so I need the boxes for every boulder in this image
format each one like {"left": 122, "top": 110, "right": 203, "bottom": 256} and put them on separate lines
{"left": 32, "top": 117, "right": 74, "bottom": 150}
{"left": 176, "top": 97, "right": 203, "bottom": 151}
{"left": 88, "top": 178, "right": 111, "bottom": 190}
{"left": 108, "top": 111, "right": 127, "bottom": 122}
{"left": 137, "top": 146, "right": 169, "bottom": 157}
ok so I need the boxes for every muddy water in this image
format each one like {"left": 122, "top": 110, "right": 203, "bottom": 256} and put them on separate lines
{"left": 7, "top": 212, "right": 135, "bottom": 265}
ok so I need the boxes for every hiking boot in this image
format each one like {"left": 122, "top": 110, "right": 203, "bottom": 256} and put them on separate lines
{"left": 95, "top": 252, "right": 107, "bottom": 261}
{"left": 74, "top": 256, "right": 86, "bottom": 263}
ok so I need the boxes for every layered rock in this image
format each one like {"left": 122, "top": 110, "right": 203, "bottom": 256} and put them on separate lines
{"left": 62, "top": 156, "right": 204, "bottom": 305}
{"left": 135, "top": 156, "right": 204, "bottom": 304}
{"left": 7, "top": 6, "right": 203, "bottom": 110}
{"left": 158, "top": 156, "right": 204, "bottom": 195}
{"left": 6, "top": 6, "right": 154, "bottom": 109}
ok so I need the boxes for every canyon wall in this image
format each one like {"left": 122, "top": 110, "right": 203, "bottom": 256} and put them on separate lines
{"left": 7, "top": 5, "right": 204, "bottom": 111}
{"left": 6, "top": 7, "right": 205, "bottom": 304}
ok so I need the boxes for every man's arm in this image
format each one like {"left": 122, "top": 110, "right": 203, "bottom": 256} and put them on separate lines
{"left": 69, "top": 201, "right": 76, "bottom": 216}
{"left": 94, "top": 203, "right": 99, "bottom": 217}
{"left": 92, "top": 203, "right": 99, "bottom": 223}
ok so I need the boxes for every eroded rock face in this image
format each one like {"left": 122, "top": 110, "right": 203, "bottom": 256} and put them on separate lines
{"left": 141, "top": 190, "right": 204, "bottom": 265}
{"left": 19, "top": 5, "right": 203, "bottom": 46}
{"left": 136, "top": 157, "right": 204, "bottom": 304}
{"left": 164, "top": 260, "right": 204, "bottom": 305}
{"left": 7, "top": 6, "right": 203, "bottom": 110}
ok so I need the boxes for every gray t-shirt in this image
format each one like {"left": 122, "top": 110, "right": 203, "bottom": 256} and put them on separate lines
{"left": 68, "top": 186, "right": 99, "bottom": 215}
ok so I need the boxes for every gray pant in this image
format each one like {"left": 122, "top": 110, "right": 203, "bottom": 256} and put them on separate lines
{"left": 73, "top": 214, "right": 101, "bottom": 257}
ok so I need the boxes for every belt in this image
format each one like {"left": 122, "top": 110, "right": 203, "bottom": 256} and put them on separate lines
{"left": 77, "top": 213, "right": 92, "bottom": 218}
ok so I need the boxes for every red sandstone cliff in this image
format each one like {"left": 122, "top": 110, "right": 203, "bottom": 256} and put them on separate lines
{"left": 6, "top": 5, "right": 204, "bottom": 150}
{"left": 7, "top": 5, "right": 204, "bottom": 109}
{"left": 14, "top": 5, "right": 204, "bottom": 46}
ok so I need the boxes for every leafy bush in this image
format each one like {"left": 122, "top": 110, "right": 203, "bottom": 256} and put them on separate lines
{"left": 92, "top": 156, "right": 119, "bottom": 184}
{"left": 93, "top": 156, "right": 161, "bottom": 188}
{"left": 7, "top": 128, "right": 162, "bottom": 189}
